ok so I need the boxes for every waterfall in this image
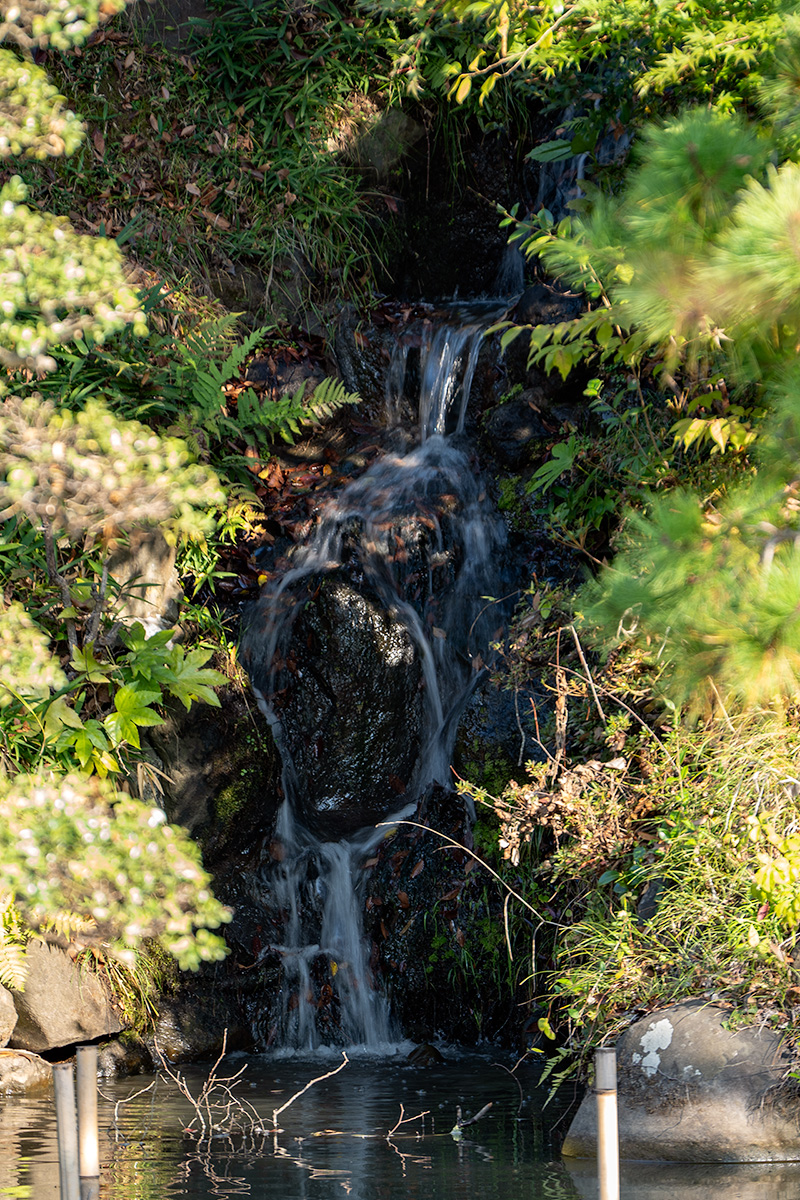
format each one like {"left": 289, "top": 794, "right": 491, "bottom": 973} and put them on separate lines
{"left": 241, "top": 303, "right": 507, "bottom": 1052}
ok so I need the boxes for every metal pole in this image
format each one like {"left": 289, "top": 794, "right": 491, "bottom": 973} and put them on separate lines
{"left": 76, "top": 1044, "right": 100, "bottom": 1199}
{"left": 595, "top": 1046, "right": 620, "bottom": 1200}
{"left": 53, "top": 1062, "right": 80, "bottom": 1200}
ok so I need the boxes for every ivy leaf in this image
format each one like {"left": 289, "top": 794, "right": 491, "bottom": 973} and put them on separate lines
{"left": 103, "top": 685, "right": 162, "bottom": 750}
{"left": 164, "top": 646, "right": 226, "bottom": 710}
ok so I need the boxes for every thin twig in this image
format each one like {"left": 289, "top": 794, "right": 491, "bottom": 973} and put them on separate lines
{"left": 386, "top": 1104, "right": 430, "bottom": 1140}
{"left": 570, "top": 624, "right": 606, "bottom": 724}
{"left": 272, "top": 1051, "right": 349, "bottom": 1130}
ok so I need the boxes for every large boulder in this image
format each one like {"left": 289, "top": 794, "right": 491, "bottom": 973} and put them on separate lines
{"left": 8, "top": 940, "right": 122, "bottom": 1053}
{"left": 258, "top": 576, "right": 424, "bottom": 839}
{"left": 0, "top": 984, "right": 16, "bottom": 1047}
{"left": 563, "top": 1000, "right": 800, "bottom": 1162}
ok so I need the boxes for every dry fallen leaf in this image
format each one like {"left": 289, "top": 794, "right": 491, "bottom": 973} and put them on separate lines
{"left": 201, "top": 208, "right": 232, "bottom": 230}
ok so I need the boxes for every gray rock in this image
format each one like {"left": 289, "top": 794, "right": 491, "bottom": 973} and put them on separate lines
{"left": 8, "top": 940, "right": 122, "bottom": 1053}
{"left": 0, "top": 1048, "right": 52, "bottom": 1093}
{"left": 0, "top": 984, "right": 17, "bottom": 1047}
{"left": 107, "top": 528, "right": 182, "bottom": 636}
{"left": 563, "top": 1000, "right": 800, "bottom": 1162}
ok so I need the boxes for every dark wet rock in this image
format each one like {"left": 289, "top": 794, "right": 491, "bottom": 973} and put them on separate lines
{"left": 387, "top": 128, "right": 523, "bottom": 300}
{"left": 146, "top": 685, "right": 279, "bottom": 845}
{"left": 454, "top": 674, "right": 546, "bottom": 788}
{"left": 514, "top": 282, "right": 583, "bottom": 327}
{"left": 144, "top": 993, "right": 252, "bottom": 1065}
{"left": 97, "top": 1035, "right": 152, "bottom": 1078}
{"left": 0, "top": 1049, "right": 52, "bottom": 1094}
{"left": 482, "top": 393, "right": 550, "bottom": 469}
{"left": 407, "top": 1042, "right": 446, "bottom": 1065}
{"left": 563, "top": 1000, "right": 800, "bottom": 1162}
{"left": 0, "top": 985, "right": 16, "bottom": 1048}
{"left": 365, "top": 785, "right": 522, "bottom": 1045}
{"left": 249, "top": 576, "right": 424, "bottom": 839}
{"left": 8, "top": 941, "right": 121, "bottom": 1053}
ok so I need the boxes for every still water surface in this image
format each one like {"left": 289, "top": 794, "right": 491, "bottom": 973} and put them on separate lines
{"left": 4, "top": 1048, "right": 800, "bottom": 1200}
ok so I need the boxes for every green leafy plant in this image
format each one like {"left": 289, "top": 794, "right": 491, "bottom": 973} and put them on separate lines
{"left": 0, "top": 771, "right": 230, "bottom": 969}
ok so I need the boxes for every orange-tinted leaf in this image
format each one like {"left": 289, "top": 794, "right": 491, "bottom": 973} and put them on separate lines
{"left": 410, "top": 859, "right": 424, "bottom": 879}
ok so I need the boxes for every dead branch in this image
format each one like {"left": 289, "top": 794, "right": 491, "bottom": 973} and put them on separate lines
{"left": 271, "top": 1051, "right": 349, "bottom": 1131}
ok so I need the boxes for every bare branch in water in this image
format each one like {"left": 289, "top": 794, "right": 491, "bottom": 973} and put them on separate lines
{"left": 272, "top": 1051, "right": 350, "bottom": 1130}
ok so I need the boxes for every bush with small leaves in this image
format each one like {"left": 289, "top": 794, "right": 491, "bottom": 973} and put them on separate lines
{"left": 0, "top": 771, "right": 231, "bottom": 969}
{"left": 0, "top": 0, "right": 127, "bottom": 52}
{"left": 0, "top": 54, "right": 84, "bottom": 157}
{"left": 0, "top": 600, "right": 66, "bottom": 707}
{"left": 0, "top": 176, "right": 146, "bottom": 372}
{"left": 0, "top": 394, "right": 225, "bottom": 540}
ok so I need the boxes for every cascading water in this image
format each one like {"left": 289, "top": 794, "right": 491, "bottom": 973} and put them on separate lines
{"left": 240, "top": 304, "right": 509, "bottom": 1051}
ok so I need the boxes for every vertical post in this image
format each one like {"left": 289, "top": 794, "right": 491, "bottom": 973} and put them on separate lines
{"left": 53, "top": 1062, "right": 80, "bottom": 1200}
{"left": 595, "top": 1045, "right": 620, "bottom": 1200}
{"left": 76, "top": 1045, "right": 100, "bottom": 1200}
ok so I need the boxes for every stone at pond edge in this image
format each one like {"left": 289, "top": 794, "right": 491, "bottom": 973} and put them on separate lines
{"left": 8, "top": 940, "right": 122, "bottom": 1054}
{"left": 0, "top": 1048, "right": 52, "bottom": 1094}
{"left": 562, "top": 1000, "right": 800, "bottom": 1162}
{"left": 0, "top": 984, "right": 17, "bottom": 1048}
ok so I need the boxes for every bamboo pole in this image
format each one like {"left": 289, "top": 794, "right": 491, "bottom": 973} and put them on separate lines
{"left": 53, "top": 1062, "right": 80, "bottom": 1200}
{"left": 76, "top": 1044, "right": 100, "bottom": 1199}
{"left": 595, "top": 1046, "right": 620, "bottom": 1200}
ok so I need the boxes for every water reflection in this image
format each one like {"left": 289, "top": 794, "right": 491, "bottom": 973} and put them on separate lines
{"left": 3, "top": 1052, "right": 800, "bottom": 1199}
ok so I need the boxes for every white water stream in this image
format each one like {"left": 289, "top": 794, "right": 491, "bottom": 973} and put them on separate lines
{"left": 245, "top": 305, "right": 508, "bottom": 1050}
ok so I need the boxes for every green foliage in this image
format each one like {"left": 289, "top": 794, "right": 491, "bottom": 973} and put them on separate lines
{"left": 0, "top": 890, "right": 30, "bottom": 990}
{"left": 377, "top": 0, "right": 792, "bottom": 132}
{"left": 0, "top": 599, "right": 66, "bottom": 707}
{"left": 0, "top": 175, "right": 146, "bottom": 372}
{"left": 0, "top": 771, "right": 230, "bottom": 969}
{"left": 465, "top": 704, "right": 800, "bottom": 1049}
{"left": 0, "top": 55, "right": 84, "bottom": 157}
{"left": 0, "top": 394, "right": 224, "bottom": 538}
{"left": 0, "top": 0, "right": 127, "bottom": 52}
{"left": 185, "top": 0, "right": 399, "bottom": 296}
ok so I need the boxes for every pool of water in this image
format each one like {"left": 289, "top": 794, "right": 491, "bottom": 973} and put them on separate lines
{"left": 4, "top": 1047, "right": 800, "bottom": 1199}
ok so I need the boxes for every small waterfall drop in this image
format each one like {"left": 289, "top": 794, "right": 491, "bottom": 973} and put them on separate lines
{"left": 240, "top": 302, "right": 508, "bottom": 1052}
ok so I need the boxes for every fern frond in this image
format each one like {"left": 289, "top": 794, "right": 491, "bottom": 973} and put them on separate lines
{"left": 306, "top": 377, "right": 360, "bottom": 417}
{"left": 42, "top": 909, "right": 97, "bottom": 940}
{"left": 0, "top": 935, "right": 27, "bottom": 991}
{"left": 218, "top": 323, "right": 276, "bottom": 383}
